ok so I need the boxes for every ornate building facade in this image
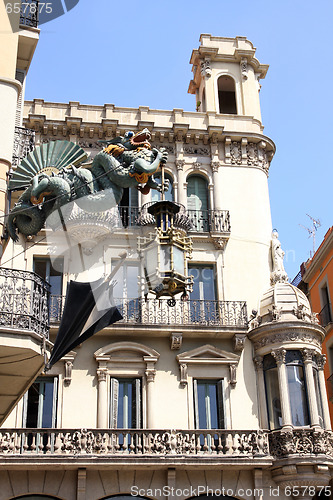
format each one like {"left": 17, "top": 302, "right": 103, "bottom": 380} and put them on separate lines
{"left": 0, "top": 28, "right": 333, "bottom": 500}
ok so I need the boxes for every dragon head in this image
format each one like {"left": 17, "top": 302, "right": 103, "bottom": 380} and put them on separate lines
{"left": 99, "top": 128, "right": 152, "bottom": 151}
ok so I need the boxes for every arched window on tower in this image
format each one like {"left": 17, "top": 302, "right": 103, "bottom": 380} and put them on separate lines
{"left": 217, "top": 75, "right": 237, "bottom": 114}
{"left": 187, "top": 175, "right": 209, "bottom": 232}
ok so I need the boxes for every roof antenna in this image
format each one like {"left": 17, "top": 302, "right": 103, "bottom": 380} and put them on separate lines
{"left": 299, "top": 214, "right": 321, "bottom": 257}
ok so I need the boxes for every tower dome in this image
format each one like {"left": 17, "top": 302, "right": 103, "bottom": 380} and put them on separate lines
{"left": 257, "top": 282, "right": 313, "bottom": 325}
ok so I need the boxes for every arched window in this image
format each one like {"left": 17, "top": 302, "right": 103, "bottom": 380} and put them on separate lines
{"left": 217, "top": 75, "right": 237, "bottom": 114}
{"left": 187, "top": 175, "right": 209, "bottom": 231}
{"left": 151, "top": 173, "right": 174, "bottom": 202}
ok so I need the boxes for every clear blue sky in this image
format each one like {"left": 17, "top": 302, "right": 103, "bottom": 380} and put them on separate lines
{"left": 25, "top": 0, "right": 333, "bottom": 280}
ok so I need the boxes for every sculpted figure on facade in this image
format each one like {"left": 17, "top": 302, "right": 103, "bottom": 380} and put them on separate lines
{"left": 7, "top": 129, "right": 168, "bottom": 241}
{"left": 270, "top": 230, "right": 289, "bottom": 284}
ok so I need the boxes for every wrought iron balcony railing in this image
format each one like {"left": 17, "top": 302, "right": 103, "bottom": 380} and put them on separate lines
{"left": 187, "top": 209, "right": 231, "bottom": 233}
{"left": 12, "top": 126, "right": 35, "bottom": 169}
{"left": 19, "top": 0, "right": 39, "bottom": 28}
{"left": 138, "top": 202, "right": 230, "bottom": 234}
{"left": 0, "top": 267, "right": 50, "bottom": 337}
{"left": 318, "top": 303, "right": 332, "bottom": 327}
{"left": 0, "top": 428, "right": 269, "bottom": 457}
{"left": 49, "top": 296, "right": 248, "bottom": 328}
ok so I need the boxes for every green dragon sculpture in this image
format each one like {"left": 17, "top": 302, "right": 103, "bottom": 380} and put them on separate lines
{"left": 7, "top": 129, "right": 168, "bottom": 241}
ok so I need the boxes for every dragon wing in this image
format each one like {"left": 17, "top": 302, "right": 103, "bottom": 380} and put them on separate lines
{"left": 8, "top": 140, "right": 88, "bottom": 191}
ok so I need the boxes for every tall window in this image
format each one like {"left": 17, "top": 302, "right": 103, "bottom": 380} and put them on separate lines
{"left": 187, "top": 175, "right": 209, "bottom": 231}
{"left": 263, "top": 354, "right": 282, "bottom": 430}
{"left": 320, "top": 284, "right": 332, "bottom": 326}
{"left": 22, "top": 377, "right": 58, "bottom": 452}
{"left": 286, "top": 351, "right": 309, "bottom": 427}
{"left": 193, "top": 380, "right": 224, "bottom": 429}
{"left": 264, "top": 351, "right": 310, "bottom": 430}
{"left": 111, "top": 261, "right": 140, "bottom": 321}
{"left": 109, "top": 378, "right": 141, "bottom": 428}
{"left": 217, "top": 75, "right": 237, "bottom": 114}
{"left": 151, "top": 173, "right": 174, "bottom": 202}
{"left": 33, "top": 257, "right": 63, "bottom": 321}
{"left": 119, "top": 187, "right": 139, "bottom": 227}
{"left": 188, "top": 265, "right": 217, "bottom": 322}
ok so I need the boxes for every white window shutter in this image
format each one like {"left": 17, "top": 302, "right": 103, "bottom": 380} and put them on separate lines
{"left": 193, "top": 379, "right": 200, "bottom": 429}
{"left": 15, "top": 70, "right": 25, "bottom": 127}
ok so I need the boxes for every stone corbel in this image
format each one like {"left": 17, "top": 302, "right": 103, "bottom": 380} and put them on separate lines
{"left": 224, "top": 137, "right": 232, "bottom": 164}
{"left": 233, "top": 334, "right": 246, "bottom": 352}
{"left": 240, "top": 58, "right": 248, "bottom": 80}
{"left": 63, "top": 352, "right": 77, "bottom": 386}
{"left": 144, "top": 356, "right": 159, "bottom": 383}
{"left": 179, "top": 363, "right": 188, "bottom": 387}
{"left": 170, "top": 332, "right": 183, "bottom": 350}
{"left": 241, "top": 138, "right": 248, "bottom": 163}
{"left": 229, "top": 365, "right": 237, "bottom": 387}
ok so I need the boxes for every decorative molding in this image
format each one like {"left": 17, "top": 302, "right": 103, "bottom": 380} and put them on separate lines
{"left": 268, "top": 305, "right": 282, "bottom": 322}
{"left": 145, "top": 369, "right": 156, "bottom": 383}
{"left": 184, "top": 146, "right": 209, "bottom": 156}
{"left": 240, "top": 58, "right": 248, "bottom": 80}
{"left": 97, "top": 368, "right": 108, "bottom": 383}
{"left": 253, "top": 329, "right": 322, "bottom": 352}
{"left": 233, "top": 334, "right": 246, "bottom": 352}
{"left": 293, "top": 304, "right": 307, "bottom": 320}
{"left": 301, "top": 348, "right": 315, "bottom": 363}
{"left": 175, "top": 159, "right": 185, "bottom": 171}
{"left": 170, "top": 332, "right": 183, "bottom": 350}
{"left": 316, "top": 354, "right": 326, "bottom": 370}
{"left": 211, "top": 161, "right": 221, "bottom": 172}
{"left": 269, "top": 428, "right": 333, "bottom": 459}
{"left": 176, "top": 344, "right": 239, "bottom": 387}
{"left": 200, "top": 59, "right": 212, "bottom": 78}
{"left": 253, "top": 355, "right": 263, "bottom": 370}
{"left": 271, "top": 348, "right": 286, "bottom": 365}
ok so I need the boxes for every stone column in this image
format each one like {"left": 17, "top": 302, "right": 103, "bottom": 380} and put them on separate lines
{"left": 208, "top": 183, "right": 214, "bottom": 211}
{"left": 254, "top": 356, "right": 269, "bottom": 429}
{"left": 302, "top": 349, "right": 320, "bottom": 429}
{"left": 96, "top": 367, "right": 108, "bottom": 428}
{"left": 176, "top": 160, "right": 186, "bottom": 205}
{"left": 271, "top": 349, "right": 292, "bottom": 429}
{"left": 317, "top": 354, "right": 332, "bottom": 430}
{"left": 145, "top": 369, "right": 156, "bottom": 428}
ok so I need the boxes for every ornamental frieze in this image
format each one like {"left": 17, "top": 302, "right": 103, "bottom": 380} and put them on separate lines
{"left": 225, "top": 137, "right": 271, "bottom": 174}
{"left": 253, "top": 330, "right": 322, "bottom": 351}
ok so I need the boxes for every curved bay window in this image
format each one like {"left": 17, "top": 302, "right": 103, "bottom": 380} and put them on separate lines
{"left": 217, "top": 75, "right": 237, "bottom": 114}
{"left": 263, "top": 354, "right": 281, "bottom": 430}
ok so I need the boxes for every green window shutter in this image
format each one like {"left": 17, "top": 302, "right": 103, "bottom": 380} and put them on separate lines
{"left": 187, "top": 176, "right": 208, "bottom": 211}
{"left": 110, "top": 378, "right": 119, "bottom": 428}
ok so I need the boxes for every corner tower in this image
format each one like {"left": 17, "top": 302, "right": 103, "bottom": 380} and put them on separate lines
{"left": 188, "top": 34, "right": 268, "bottom": 120}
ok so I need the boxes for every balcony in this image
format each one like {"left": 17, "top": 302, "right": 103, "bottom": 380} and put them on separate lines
{"left": 11, "top": 126, "right": 35, "bottom": 169}
{"left": 0, "top": 268, "right": 50, "bottom": 425}
{"left": 0, "top": 428, "right": 269, "bottom": 464}
{"left": 49, "top": 296, "right": 248, "bottom": 329}
{"left": 0, "top": 267, "right": 49, "bottom": 336}
{"left": 19, "top": 0, "right": 39, "bottom": 28}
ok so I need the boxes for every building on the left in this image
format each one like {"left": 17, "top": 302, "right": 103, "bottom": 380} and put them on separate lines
{"left": 0, "top": 1, "right": 49, "bottom": 426}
